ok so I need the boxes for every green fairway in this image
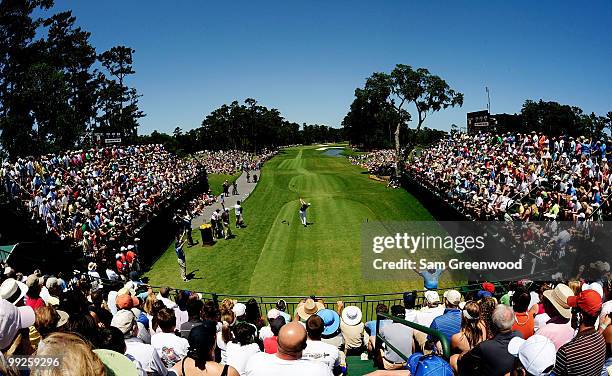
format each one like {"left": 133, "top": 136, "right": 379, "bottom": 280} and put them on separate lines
{"left": 207, "top": 172, "right": 241, "bottom": 196}
{"left": 146, "top": 146, "right": 447, "bottom": 296}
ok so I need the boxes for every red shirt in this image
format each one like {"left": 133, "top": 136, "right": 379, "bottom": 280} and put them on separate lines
{"left": 116, "top": 259, "right": 124, "bottom": 273}
{"left": 263, "top": 336, "right": 278, "bottom": 354}
{"left": 26, "top": 296, "right": 46, "bottom": 311}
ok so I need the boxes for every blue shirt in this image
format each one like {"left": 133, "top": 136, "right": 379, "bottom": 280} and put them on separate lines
{"left": 419, "top": 269, "right": 444, "bottom": 290}
{"left": 364, "top": 319, "right": 392, "bottom": 336}
{"left": 428, "top": 308, "right": 461, "bottom": 344}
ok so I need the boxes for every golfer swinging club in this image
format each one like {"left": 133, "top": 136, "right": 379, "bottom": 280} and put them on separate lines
{"left": 299, "top": 197, "right": 310, "bottom": 227}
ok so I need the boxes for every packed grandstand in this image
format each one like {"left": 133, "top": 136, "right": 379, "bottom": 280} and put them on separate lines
{"left": 1, "top": 135, "right": 611, "bottom": 376}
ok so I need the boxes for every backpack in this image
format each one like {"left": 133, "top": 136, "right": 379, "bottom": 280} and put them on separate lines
{"left": 408, "top": 353, "right": 453, "bottom": 376}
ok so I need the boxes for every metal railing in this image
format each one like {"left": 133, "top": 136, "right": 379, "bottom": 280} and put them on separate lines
{"left": 167, "top": 282, "right": 502, "bottom": 323}
{"left": 375, "top": 312, "right": 451, "bottom": 361}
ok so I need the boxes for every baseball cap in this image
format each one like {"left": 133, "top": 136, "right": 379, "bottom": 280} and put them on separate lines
{"left": 0, "top": 299, "right": 36, "bottom": 349}
{"left": 110, "top": 309, "right": 136, "bottom": 335}
{"left": 482, "top": 282, "right": 495, "bottom": 294}
{"left": 233, "top": 303, "right": 246, "bottom": 317}
{"left": 267, "top": 308, "right": 280, "bottom": 320}
{"left": 424, "top": 291, "right": 440, "bottom": 304}
{"left": 567, "top": 289, "right": 602, "bottom": 317}
{"left": 116, "top": 294, "right": 139, "bottom": 310}
{"left": 508, "top": 335, "right": 556, "bottom": 376}
{"left": 444, "top": 290, "right": 461, "bottom": 306}
{"left": 581, "top": 282, "right": 604, "bottom": 298}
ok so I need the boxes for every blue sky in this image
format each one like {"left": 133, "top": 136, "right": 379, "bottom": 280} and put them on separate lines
{"left": 49, "top": 1, "right": 612, "bottom": 134}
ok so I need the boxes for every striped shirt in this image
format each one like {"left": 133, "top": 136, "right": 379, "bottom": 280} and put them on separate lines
{"left": 553, "top": 328, "right": 605, "bottom": 376}
{"left": 428, "top": 308, "right": 461, "bottom": 344}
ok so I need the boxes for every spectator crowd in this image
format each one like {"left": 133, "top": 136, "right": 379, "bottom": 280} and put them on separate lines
{"left": 1, "top": 144, "right": 206, "bottom": 260}
{"left": 2, "top": 262, "right": 612, "bottom": 375}
{"left": 406, "top": 132, "right": 611, "bottom": 222}
{"left": 349, "top": 150, "right": 397, "bottom": 176}
{"left": 194, "top": 149, "right": 277, "bottom": 175}
{"left": 0, "top": 145, "right": 279, "bottom": 283}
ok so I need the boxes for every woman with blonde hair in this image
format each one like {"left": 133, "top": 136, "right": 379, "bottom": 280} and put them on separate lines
{"left": 31, "top": 332, "right": 105, "bottom": 376}
{"left": 143, "top": 291, "right": 157, "bottom": 315}
{"left": 217, "top": 309, "right": 236, "bottom": 363}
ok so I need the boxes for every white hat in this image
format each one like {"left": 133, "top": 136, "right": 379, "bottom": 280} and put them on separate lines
{"left": 582, "top": 282, "right": 604, "bottom": 298}
{"left": 233, "top": 303, "right": 246, "bottom": 317}
{"left": 444, "top": 290, "right": 462, "bottom": 306}
{"left": 341, "top": 306, "right": 362, "bottom": 326}
{"left": 45, "top": 277, "right": 59, "bottom": 290}
{"left": 0, "top": 299, "right": 35, "bottom": 349}
{"left": 424, "top": 290, "right": 441, "bottom": 304}
{"left": 0, "top": 278, "right": 28, "bottom": 305}
{"left": 508, "top": 335, "right": 556, "bottom": 376}
{"left": 111, "top": 309, "right": 136, "bottom": 335}
{"left": 267, "top": 309, "right": 281, "bottom": 320}
{"left": 56, "top": 310, "right": 69, "bottom": 327}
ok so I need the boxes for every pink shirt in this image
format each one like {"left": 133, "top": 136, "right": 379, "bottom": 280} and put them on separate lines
{"left": 537, "top": 322, "right": 575, "bottom": 350}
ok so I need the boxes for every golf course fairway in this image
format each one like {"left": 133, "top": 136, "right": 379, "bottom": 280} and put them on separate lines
{"left": 145, "top": 146, "right": 449, "bottom": 296}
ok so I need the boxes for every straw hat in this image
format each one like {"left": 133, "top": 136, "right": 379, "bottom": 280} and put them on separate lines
{"left": 296, "top": 298, "right": 324, "bottom": 321}
{"left": 0, "top": 278, "right": 28, "bottom": 305}
{"left": 542, "top": 284, "right": 574, "bottom": 319}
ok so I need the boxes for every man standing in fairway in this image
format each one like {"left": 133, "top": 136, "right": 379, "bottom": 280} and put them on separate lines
{"left": 175, "top": 234, "right": 188, "bottom": 282}
{"left": 299, "top": 198, "right": 310, "bottom": 227}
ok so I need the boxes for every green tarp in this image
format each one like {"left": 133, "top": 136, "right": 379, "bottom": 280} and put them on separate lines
{"left": 0, "top": 244, "right": 16, "bottom": 263}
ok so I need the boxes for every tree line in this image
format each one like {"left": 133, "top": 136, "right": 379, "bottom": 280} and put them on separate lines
{"left": 496, "top": 100, "right": 612, "bottom": 139}
{"left": 0, "top": 0, "right": 144, "bottom": 158}
{"left": 137, "top": 98, "right": 344, "bottom": 156}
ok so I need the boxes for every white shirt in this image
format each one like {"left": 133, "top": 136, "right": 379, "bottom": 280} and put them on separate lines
{"left": 245, "top": 352, "right": 333, "bottom": 376}
{"left": 534, "top": 313, "right": 551, "bottom": 332}
{"left": 125, "top": 337, "right": 168, "bottom": 376}
{"left": 302, "top": 340, "right": 340, "bottom": 370}
{"left": 405, "top": 309, "right": 418, "bottom": 323}
{"left": 226, "top": 342, "right": 260, "bottom": 375}
{"left": 156, "top": 295, "right": 178, "bottom": 309}
{"left": 414, "top": 305, "right": 445, "bottom": 328}
{"left": 106, "top": 268, "right": 120, "bottom": 281}
{"left": 151, "top": 332, "right": 189, "bottom": 369}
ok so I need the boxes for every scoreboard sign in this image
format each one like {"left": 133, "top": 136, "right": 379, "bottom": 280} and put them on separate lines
{"left": 93, "top": 132, "right": 123, "bottom": 145}
{"left": 467, "top": 110, "right": 494, "bottom": 134}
